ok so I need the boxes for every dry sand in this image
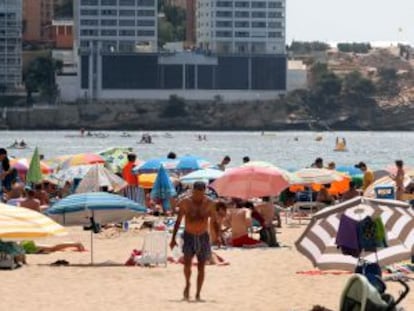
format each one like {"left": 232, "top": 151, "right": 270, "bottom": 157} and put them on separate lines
{"left": 1, "top": 222, "right": 413, "bottom": 311}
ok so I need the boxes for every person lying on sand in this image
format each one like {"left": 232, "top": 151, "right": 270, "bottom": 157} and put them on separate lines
{"left": 20, "top": 241, "right": 85, "bottom": 254}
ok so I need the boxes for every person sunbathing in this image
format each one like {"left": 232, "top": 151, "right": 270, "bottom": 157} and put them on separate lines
{"left": 19, "top": 189, "right": 41, "bottom": 212}
{"left": 229, "top": 201, "right": 266, "bottom": 248}
{"left": 21, "top": 241, "right": 85, "bottom": 254}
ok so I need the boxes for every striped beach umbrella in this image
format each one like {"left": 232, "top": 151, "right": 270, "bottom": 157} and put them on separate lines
{"left": 75, "top": 165, "right": 127, "bottom": 194}
{"left": 60, "top": 153, "right": 105, "bottom": 170}
{"left": 0, "top": 203, "right": 66, "bottom": 240}
{"left": 290, "top": 168, "right": 345, "bottom": 185}
{"left": 295, "top": 197, "right": 414, "bottom": 271}
{"left": 46, "top": 192, "right": 147, "bottom": 263}
{"left": 364, "top": 175, "right": 411, "bottom": 198}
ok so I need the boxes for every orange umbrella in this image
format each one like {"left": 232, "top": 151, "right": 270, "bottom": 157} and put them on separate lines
{"left": 138, "top": 173, "right": 157, "bottom": 189}
{"left": 290, "top": 173, "right": 351, "bottom": 195}
{"left": 10, "top": 158, "right": 52, "bottom": 174}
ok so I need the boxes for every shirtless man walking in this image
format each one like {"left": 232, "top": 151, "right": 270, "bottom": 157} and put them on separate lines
{"left": 170, "top": 181, "right": 215, "bottom": 301}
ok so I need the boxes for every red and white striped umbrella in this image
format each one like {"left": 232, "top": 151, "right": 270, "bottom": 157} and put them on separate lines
{"left": 295, "top": 197, "right": 414, "bottom": 271}
{"left": 210, "top": 166, "right": 290, "bottom": 200}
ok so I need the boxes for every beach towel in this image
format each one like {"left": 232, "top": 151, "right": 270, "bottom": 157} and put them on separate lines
{"left": 336, "top": 214, "right": 360, "bottom": 257}
{"left": 358, "top": 216, "right": 378, "bottom": 252}
{"left": 374, "top": 217, "right": 387, "bottom": 248}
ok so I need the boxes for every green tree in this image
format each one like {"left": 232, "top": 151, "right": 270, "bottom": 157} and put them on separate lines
{"left": 342, "top": 71, "right": 375, "bottom": 98}
{"left": 158, "top": 20, "right": 175, "bottom": 47}
{"left": 24, "top": 56, "right": 61, "bottom": 104}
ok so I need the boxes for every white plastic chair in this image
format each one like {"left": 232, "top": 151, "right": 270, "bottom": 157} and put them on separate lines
{"left": 137, "top": 231, "right": 169, "bottom": 267}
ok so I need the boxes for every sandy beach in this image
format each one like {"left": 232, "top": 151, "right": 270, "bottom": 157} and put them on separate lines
{"left": 1, "top": 222, "right": 413, "bottom": 311}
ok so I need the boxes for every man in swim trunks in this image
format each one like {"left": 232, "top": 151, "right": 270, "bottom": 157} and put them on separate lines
{"left": 170, "top": 181, "right": 215, "bottom": 301}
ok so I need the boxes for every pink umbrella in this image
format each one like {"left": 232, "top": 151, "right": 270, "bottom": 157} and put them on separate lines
{"left": 210, "top": 166, "right": 290, "bottom": 199}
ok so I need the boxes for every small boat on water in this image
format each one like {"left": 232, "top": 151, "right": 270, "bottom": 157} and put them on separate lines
{"left": 163, "top": 133, "right": 173, "bottom": 139}
{"left": 7, "top": 145, "right": 29, "bottom": 150}
{"left": 315, "top": 134, "right": 323, "bottom": 141}
{"left": 120, "top": 132, "right": 132, "bottom": 138}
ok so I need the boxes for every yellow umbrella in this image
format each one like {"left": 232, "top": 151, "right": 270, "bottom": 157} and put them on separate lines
{"left": 0, "top": 204, "right": 66, "bottom": 239}
{"left": 138, "top": 173, "right": 157, "bottom": 189}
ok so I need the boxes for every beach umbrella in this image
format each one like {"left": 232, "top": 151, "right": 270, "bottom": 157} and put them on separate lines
{"left": 26, "top": 147, "right": 42, "bottom": 184}
{"left": 97, "top": 147, "right": 137, "bottom": 174}
{"left": 242, "top": 161, "right": 278, "bottom": 168}
{"left": 44, "top": 155, "right": 71, "bottom": 171}
{"left": 46, "top": 192, "right": 146, "bottom": 263}
{"left": 295, "top": 197, "right": 414, "bottom": 271}
{"left": 180, "top": 168, "right": 224, "bottom": 184}
{"left": 52, "top": 164, "right": 95, "bottom": 183}
{"left": 138, "top": 173, "right": 158, "bottom": 189}
{"left": 290, "top": 168, "right": 345, "bottom": 185}
{"left": 175, "top": 155, "right": 211, "bottom": 173}
{"left": 75, "top": 164, "right": 127, "bottom": 194}
{"left": 0, "top": 203, "right": 66, "bottom": 240}
{"left": 60, "top": 153, "right": 105, "bottom": 170}
{"left": 210, "top": 166, "right": 290, "bottom": 200}
{"left": 364, "top": 175, "right": 411, "bottom": 198}
{"left": 150, "top": 166, "right": 176, "bottom": 211}
{"left": 133, "top": 158, "right": 178, "bottom": 174}
{"left": 10, "top": 158, "right": 52, "bottom": 175}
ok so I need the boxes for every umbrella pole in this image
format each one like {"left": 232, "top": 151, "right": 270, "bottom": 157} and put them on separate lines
{"left": 91, "top": 230, "right": 93, "bottom": 264}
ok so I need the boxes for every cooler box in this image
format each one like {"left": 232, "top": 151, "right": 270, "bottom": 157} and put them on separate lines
{"left": 374, "top": 185, "right": 395, "bottom": 199}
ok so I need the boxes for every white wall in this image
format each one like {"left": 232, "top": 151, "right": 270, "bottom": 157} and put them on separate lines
{"left": 97, "top": 89, "right": 286, "bottom": 102}
{"left": 57, "top": 75, "right": 78, "bottom": 102}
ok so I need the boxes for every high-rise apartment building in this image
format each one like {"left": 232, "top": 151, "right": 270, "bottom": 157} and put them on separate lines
{"left": 197, "top": 0, "right": 285, "bottom": 54}
{"left": 75, "top": 0, "right": 158, "bottom": 53}
{"left": 0, "top": 0, "right": 22, "bottom": 91}
{"left": 22, "top": 0, "right": 56, "bottom": 43}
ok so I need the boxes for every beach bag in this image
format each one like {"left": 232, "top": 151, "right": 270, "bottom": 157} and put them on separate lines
{"left": 259, "top": 226, "right": 278, "bottom": 247}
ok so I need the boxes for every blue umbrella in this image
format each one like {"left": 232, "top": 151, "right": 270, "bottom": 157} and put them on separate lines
{"left": 150, "top": 166, "right": 176, "bottom": 212}
{"left": 336, "top": 165, "right": 363, "bottom": 177}
{"left": 133, "top": 158, "right": 178, "bottom": 174}
{"left": 46, "top": 192, "right": 146, "bottom": 263}
{"left": 175, "top": 155, "right": 211, "bottom": 172}
{"left": 180, "top": 168, "right": 224, "bottom": 184}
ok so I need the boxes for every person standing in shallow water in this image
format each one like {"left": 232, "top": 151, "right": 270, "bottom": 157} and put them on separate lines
{"left": 170, "top": 182, "right": 215, "bottom": 301}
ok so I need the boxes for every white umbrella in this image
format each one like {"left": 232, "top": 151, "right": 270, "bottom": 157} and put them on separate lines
{"left": 75, "top": 164, "right": 127, "bottom": 193}
{"left": 180, "top": 168, "right": 224, "bottom": 184}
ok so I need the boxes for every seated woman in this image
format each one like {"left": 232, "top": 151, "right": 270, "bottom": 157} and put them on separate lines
{"left": 316, "top": 184, "right": 335, "bottom": 205}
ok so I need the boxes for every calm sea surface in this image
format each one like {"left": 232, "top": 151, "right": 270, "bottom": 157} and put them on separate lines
{"left": 0, "top": 130, "right": 413, "bottom": 170}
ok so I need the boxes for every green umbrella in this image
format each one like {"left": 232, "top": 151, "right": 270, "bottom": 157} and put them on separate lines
{"left": 26, "top": 147, "right": 42, "bottom": 184}
{"left": 98, "top": 147, "right": 133, "bottom": 174}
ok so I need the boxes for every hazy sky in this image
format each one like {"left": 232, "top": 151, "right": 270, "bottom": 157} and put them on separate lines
{"left": 286, "top": 0, "right": 414, "bottom": 44}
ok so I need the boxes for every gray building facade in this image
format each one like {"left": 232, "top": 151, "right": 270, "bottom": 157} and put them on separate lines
{"left": 0, "top": 0, "right": 22, "bottom": 91}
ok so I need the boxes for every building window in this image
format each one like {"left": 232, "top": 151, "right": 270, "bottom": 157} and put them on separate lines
{"left": 119, "top": 10, "right": 135, "bottom": 16}
{"left": 81, "top": 0, "right": 98, "bottom": 5}
{"left": 235, "top": 31, "right": 249, "bottom": 37}
{"left": 58, "top": 26, "right": 65, "bottom": 35}
{"left": 119, "top": 41, "right": 135, "bottom": 52}
{"left": 101, "top": 0, "right": 117, "bottom": 5}
{"left": 252, "top": 21, "right": 266, "bottom": 28}
{"left": 251, "top": 1, "right": 266, "bottom": 8}
{"left": 81, "top": 19, "right": 99, "bottom": 26}
{"left": 119, "top": 19, "right": 135, "bottom": 26}
{"left": 137, "top": 10, "right": 155, "bottom": 16}
{"left": 268, "top": 11, "right": 282, "bottom": 18}
{"left": 102, "top": 40, "right": 118, "bottom": 51}
{"left": 101, "top": 9, "right": 117, "bottom": 15}
{"left": 137, "top": 0, "right": 155, "bottom": 6}
{"left": 216, "top": 21, "right": 232, "bottom": 27}
{"left": 268, "top": 21, "right": 282, "bottom": 28}
{"left": 235, "top": 11, "right": 249, "bottom": 17}
{"left": 217, "top": 1, "right": 232, "bottom": 7}
{"left": 137, "top": 20, "right": 155, "bottom": 26}
{"left": 101, "top": 19, "right": 117, "bottom": 26}
{"left": 101, "top": 29, "right": 117, "bottom": 36}
{"left": 234, "top": 1, "right": 249, "bottom": 7}
{"left": 137, "top": 30, "right": 155, "bottom": 36}
{"left": 268, "top": 1, "right": 283, "bottom": 8}
{"left": 119, "top": 29, "right": 135, "bottom": 36}
{"left": 80, "top": 9, "right": 98, "bottom": 15}
{"left": 215, "top": 31, "right": 232, "bottom": 38}
{"left": 120, "top": 0, "right": 136, "bottom": 5}
{"left": 235, "top": 21, "right": 249, "bottom": 28}
{"left": 251, "top": 11, "right": 266, "bottom": 18}
{"left": 268, "top": 31, "right": 282, "bottom": 38}
{"left": 216, "top": 11, "right": 232, "bottom": 17}
{"left": 80, "top": 40, "right": 90, "bottom": 47}
{"left": 81, "top": 29, "right": 98, "bottom": 36}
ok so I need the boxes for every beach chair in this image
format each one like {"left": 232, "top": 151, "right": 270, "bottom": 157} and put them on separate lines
{"left": 137, "top": 231, "right": 169, "bottom": 267}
